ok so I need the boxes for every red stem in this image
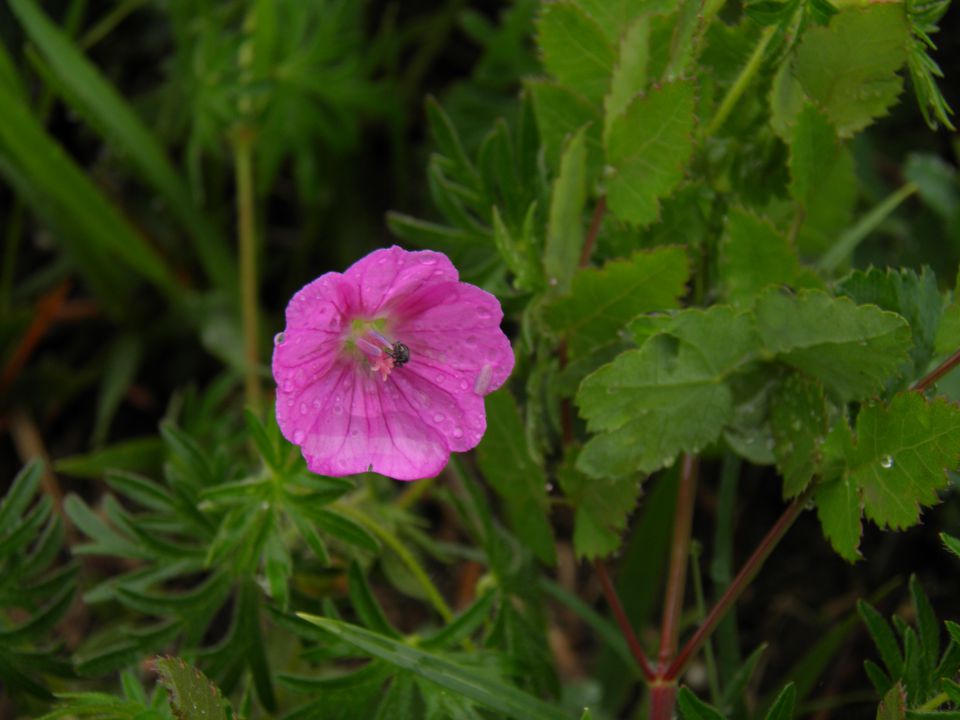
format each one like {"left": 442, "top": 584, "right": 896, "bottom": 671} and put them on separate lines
{"left": 665, "top": 492, "right": 808, "bottom": 680}
{"left": 579, "top": 196, "right": 606, "bottom": 267}
{"left": 594, "top": 558, "right": 657, "bottom": 681}
{"left": 913, "top": 346, "right": 960, "bottom": 393}
{"left": 658, "top": 454, "right": 699, "bottom": 666}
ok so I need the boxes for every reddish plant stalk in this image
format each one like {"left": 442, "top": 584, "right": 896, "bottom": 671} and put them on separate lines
{"left": 594, "top": 558, "right": 657, "bottom": 681}
{"left": 658, "top": 454, "right": 699, "bottom": 666}
{"left": 913, "top": 346, "right": 960, "bottom": 393}
{"left": 579, "top": 196, "right": 607, "bottom": 267}
{"left": 665, "top": 492, "right": 808, "bottom": 680}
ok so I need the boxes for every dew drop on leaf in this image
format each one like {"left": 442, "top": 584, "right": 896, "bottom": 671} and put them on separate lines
{"left": 880, "top": 454, "right": 894, "bottom": 469}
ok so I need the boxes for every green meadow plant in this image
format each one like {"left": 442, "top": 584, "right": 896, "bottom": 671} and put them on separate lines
{"left": 2, "top": 0, "right": 960, "bottom": 718}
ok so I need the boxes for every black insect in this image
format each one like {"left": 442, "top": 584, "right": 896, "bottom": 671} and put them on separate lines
{"left": 386, "top": 341, "right": 410, "bottom": 368}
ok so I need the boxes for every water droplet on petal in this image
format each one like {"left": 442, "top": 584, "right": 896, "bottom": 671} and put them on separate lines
{"left": 333, "top": 405, "right": 343, "bottom": 415}
{"left": 465, "top": 335, "right": 478, "bottom": 348}
{"left": 274, "top": 332, "right": 286, "bottom": 345}
{"left": 293, "top": 430, "right": 305, "bottom": 443}
{"left": 880, "top": 454, "right": 894, "bottom": 469}
{"left": 299, "top": 403, "right": 308, "bottom": 415}
{"left": 459, "top": 379, "right": 468, "bottom": 390}
{"left": 351, "top": 428, "right": 360, "bottom": 437}
{"left": 477, "top": 307, "right": 492, "bottom": 320}
{"left": 422, "top": 256, "right": 437, "bottom": 265}
{"left": 453, "top": 426, "right": 463, "bottom": 438}
{"left": 433, "top": 412, "right": 445, "bottom": 423}
{"left": 435, "top": 373, "right": 445, "bottom": 384}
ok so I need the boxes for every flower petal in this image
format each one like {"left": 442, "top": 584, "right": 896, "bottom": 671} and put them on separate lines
{"left": 394, "top": 281, "right": 515, "bottom": 398}
{"left": 293, "top": 363, "right": 450, "bottom": 480}
{"left": 344, "top": 245, "right": 458, "bottom": 317}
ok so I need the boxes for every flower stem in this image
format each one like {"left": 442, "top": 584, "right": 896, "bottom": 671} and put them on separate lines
{"left": 594, "top": 558, "right": 657, "bottom": 681}
{"left": 341, "top": 505, "right": 454, "bottom": 623}
{"left": 234, "top": 127, "right": 261, "bottom": 412}
{"left": 658, "top": 455, "right": 699, "bottom": 665}
{"left": 913, "top": 346, "right": 960, "bottom": 393}
{"left": 665, "top": 491, "right": 809, "bottom": 680}
{"left": 705, "top": 25, "right": 776, "bottom": 138}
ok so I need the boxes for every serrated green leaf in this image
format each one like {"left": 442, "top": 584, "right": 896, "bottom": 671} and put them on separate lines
{"left": 789, "top": 105, "right": 839, "bottom": 207}
{"left": 577, "top": 306, "right": 760, "bottom": 477}
{"left": 836, "top": 266, "right": 941, "bottom": 385}
{"left": 154, "top": 656, "right": 229, "bottom": 720}
{"left": 815, "top": 447, "right": 862, "bottom": 561}
{"left": 544, "top": 126, "right": 588, "bottom": 294}
{"left": 537, "top": 1, "right": 615, "bottom": 104}
{"left": 764, "top": 683, "right": 796, "bottom": 720}
{"left": 544, "top": 246, "right": 689, "bottom": 357}
{"left": 719, "top": 208, "right": 802, "bottom": 305}
{"left": 793, "top": 5, "right": 909, "bottom": 136}
{"left": 605, "top": 80, "right": 696, "bottom": 226}
{"left": 604, "top": 17, "right": 650, "bottom": 137}
{"left": 577, "top": 0, "right": 661, "bottom": 42}
{"left": 296, "top": 615, "right": 570, "bottom": 720}
{"left": 941, "top": 532, "right": 960, "bottom": 560}
{"left": 847, "top": 393, "right": 960, "bottom": 530}
{"left": 558, "top": 452, "right": 640, "bottom": 559}
{"left": 677, "top": 686, "right": 727, "bottom": 720}
{"left": 771, "top": 374, "right": 828, "bottom": 497}
{"left": 755, "top": 289, "right": 911, "bottom": 400}
{"left": 877, "top": 683, "right": 906, "bottom": 720}
{"left": 476, "top": 390, "right": 555, "bottom": 564}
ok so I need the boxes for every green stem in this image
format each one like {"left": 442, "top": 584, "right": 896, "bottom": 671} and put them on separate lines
{"left": 917, "top": 692, "right": 949, "bottom": 712}
{"left": 817, "top": 182, "right": 919, "bottom": 273}
{"left": 705, "top": 25, "right": 776, "bottom": 137}
{"left": 234, "top": 129, "right": 261, "bottom": 412}
{"left": 340, "top": 505, "right": 454, "bottom": 623}
{"left": 690, "top": 541, "right": 721, "bottom": 706}
{"left": 80, "top": 0, "right": 147, "bottom": 50}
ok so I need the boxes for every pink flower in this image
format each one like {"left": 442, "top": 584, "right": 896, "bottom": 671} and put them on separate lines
{"left": 272, "top": 246, "right": 515, "bottom": 480}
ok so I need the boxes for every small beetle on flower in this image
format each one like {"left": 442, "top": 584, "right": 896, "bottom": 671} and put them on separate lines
{"left": 272, "top": 246, "right": 514, "bottom": 480}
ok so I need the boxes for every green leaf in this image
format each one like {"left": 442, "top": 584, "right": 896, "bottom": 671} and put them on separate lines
{"left": 754, "top": 289, "right": 911, "bottom": 400}
{"left": 154, "top": 656, "right": 230, "bottom": 720}
{"left": 719, "top": 208, "right": 802, "bottom": 305}
{"left": 527, "top": 80, "right": 603, "bottom": 175}
{"left": 558, "top": 452, "right": 640, "bottom": 559}
{"left": 604, "top": 17, "right": 650, "bottom": 136}
{"left": 764, "top": 683, "right": 796, "bottom": 720}
{"left": 348, "top": 561, "right": 402, "bottom": 639}
{"left": 476, "top": 390, "right": 555, "bottom": 564}
{"left": 10, "top": 0, "right": 235, "bottom": 295}
{"left": 941, "top": 532, "right": 960, "bottom": 561}
{"left": 771, "top": 374, "right": 828, "bottom": 498}
{"left": 577, "top": 0, "right": 658, "bottom": 43}
{"left": 910, "top": 575, "right": 939, "bottom": 678}
{"left": 544, "top": 126, "right": 588, "bottom": 293}
{"left": 537, "top": 1, "right": 615, "bottom": 104}
{"left": 836, "top": 267, "right": 941, "bottom": 385}
{"left": 789, "top": 105, "right": 839, "bottom": 207}
{"left": 0, "top": 83, "right": 178, "bottom": 307}
{"left": 296, "top": 615, "right": 570, "bottom": 720}
{"left": 0, "top": 461, "right": 43, "bottom": 532}
{"left": 851, "top": 393, "right": 960, "bottom": 529}
{"left": 310, "top": 508, "right": 380, "bottom": 554}
{"left": 677, "top": 686, "right": 727, "bottom": 720}
{"left": 793, "top": 5, "right": 909, "bottom": 136}
{"left": 877, "top": 682, "right": 906, "bottom": 720}
{"left": 55, "top": 437, "right": 164, "bottom": 479}
{"left": 859, "top": 600, "right": 905, "bottom": 679}
{"left": 577, "top": 306, "right": 760, "bottom": 477}
{"left": 544, "top": 246, "right": 689, "bottom": 357}
{"left": 605, "top": 80, "right": 696, "bottom": 226}
{"left": 815, "top": 437, "right": 862, "bottom": 561}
